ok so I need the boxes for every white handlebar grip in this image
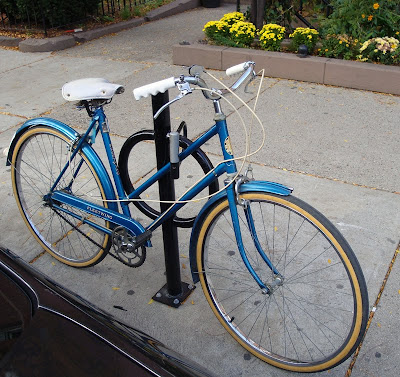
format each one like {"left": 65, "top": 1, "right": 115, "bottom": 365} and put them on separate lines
{"left": 226, "top": 62, "right": 247, "bottom": 76}
{"left": 133, "top": 77, "right": 176, "bottom": 100}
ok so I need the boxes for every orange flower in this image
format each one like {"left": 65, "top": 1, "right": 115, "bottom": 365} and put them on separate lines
{"left": 362, "top": 14, "right": 365, "bottom": 18}
{"left": 368, "top": 15, "right": 373, "bottom": 21}
{"left": 373, "top": 3, "right": 379, "bottom": 10}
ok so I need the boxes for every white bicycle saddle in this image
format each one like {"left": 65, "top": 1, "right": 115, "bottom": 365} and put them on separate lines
{"left": 62, "top": 78, "right": 124, "bottom": 101}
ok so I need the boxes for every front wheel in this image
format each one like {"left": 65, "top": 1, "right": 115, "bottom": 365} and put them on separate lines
{"left": 195, "top": 192, "right": 368, "bottom": 372}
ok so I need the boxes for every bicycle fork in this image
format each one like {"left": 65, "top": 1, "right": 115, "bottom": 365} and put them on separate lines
{"left": 226, "top": 181, "right": 283, "bottom": 295}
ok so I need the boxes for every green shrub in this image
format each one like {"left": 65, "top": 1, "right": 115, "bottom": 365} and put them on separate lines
{"left": 120, "top": 6, "right": 131, "bottom": 21}
{"left": 0, "top": 0, "right": 101, "bottom": 27}
{"left": 0, "top": 0, "right": 18, "bottom": 16}
{"left": 263, "top": 0, "right": 295, "bottom": 32}
{"left": 318, "top": 34, "right": 360, "bottom": 60}
{"left": 320, "top": 0, "right": 400, "bottom": 40}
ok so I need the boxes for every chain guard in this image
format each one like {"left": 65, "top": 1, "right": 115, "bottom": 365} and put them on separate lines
{"left": 111, "top": 226, "right": 146, "bottom": 267}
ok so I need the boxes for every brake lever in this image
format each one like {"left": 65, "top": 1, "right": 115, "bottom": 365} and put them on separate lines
{"left": 153, "top": 96, "right": 182, "bottom": 120}
{"left": 153, "top": 76, "right": 192, "bottom": 120}
{"left": 244, "top": 70, "right": 256, "bottom": 94}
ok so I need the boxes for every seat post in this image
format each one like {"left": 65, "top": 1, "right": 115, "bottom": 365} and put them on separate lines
{"left": 82, "top": 101, "right": 94, "bottom": 117}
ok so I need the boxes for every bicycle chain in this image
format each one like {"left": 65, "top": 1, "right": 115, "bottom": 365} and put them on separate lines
{"left": 52, "top": 208, "right": 143, "bottom": 267}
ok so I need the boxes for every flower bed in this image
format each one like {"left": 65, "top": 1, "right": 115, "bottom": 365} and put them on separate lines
{"left": 202, "top": 7, "right": 400, "bottom": 67}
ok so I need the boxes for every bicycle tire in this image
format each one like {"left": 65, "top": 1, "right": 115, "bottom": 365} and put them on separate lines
{"left": 118, "top": 130, "right": 219, "bottom": 228}
{"left": 10, "top": 126, "right": 111, "bottom": 267}
{"left": 195, "top": 191, "right": 368, "bottom": 372}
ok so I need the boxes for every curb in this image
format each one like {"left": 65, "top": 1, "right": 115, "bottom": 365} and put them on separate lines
{"left": 0, "top": 35, "right": 22, "bottom": 47}
{"left": 72, "top": 17, "right": 146, "bottom": 44}
{"left": 1, "top": 0, "right": 200, "bottom": 53}
{"left": 19, "top": 35, "right": 76, "bottom": 53}
{"left": 146, "top": 0, "right": 200, "bottom": 21}
{"left": 173, "top": 43, "right": 400, "bottom": 95}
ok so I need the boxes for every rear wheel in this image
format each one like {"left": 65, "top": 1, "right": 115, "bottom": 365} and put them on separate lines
{"left": 11, "top": 126, "right": 111, "bottom": 267}
{"left": 196, "top": 192, "right": 368, "bottom": 372}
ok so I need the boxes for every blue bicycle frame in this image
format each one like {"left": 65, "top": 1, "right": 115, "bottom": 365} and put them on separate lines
{"left": 49, "top": 104, "right": 291, "bottom": 292}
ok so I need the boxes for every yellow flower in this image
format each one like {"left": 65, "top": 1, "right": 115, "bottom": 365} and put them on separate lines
{"left": 368, "top": 15, "right": 373, "bottom": 21}
{"left": 362, "top": 14, "right": 365, "bottom": 18}
{"left": 339, "top": 40, "right": 343, "bottom": 44}
{"left": 373, "top": 3, "right": 379, "bottom": 10}
{"left": 325, "top": 48, "right": 329, "bottom": 51}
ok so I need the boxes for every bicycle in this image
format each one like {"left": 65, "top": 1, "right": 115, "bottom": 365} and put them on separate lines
{"left": 7, "top": 62, "right": 369, "bottom": 372}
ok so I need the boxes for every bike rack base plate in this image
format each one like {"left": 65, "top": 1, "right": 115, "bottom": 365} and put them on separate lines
{"left": 153, "top": 282, "right": 195, "bottom": 308}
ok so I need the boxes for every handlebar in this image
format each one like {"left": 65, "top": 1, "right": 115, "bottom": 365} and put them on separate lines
{"left": 133, "top": 61, "right": 256, "bottom": 101}
{"left": 133, "top": 77, "right": 176, "bottom": 100}
{"left": 226, "top": 62, "right": 250, "bottom": 76}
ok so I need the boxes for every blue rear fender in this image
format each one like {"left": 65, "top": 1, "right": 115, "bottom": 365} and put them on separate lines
{"left": 7, "top": 117, "right": 152, "bottom": 247}
{"left": 6, "top": 117, "right": 119, "bottom": 213}
{"left": 189, "top": 180, "right": 292, "bottom": 283}
{"left": 7, "top": 118, "right": 79, "bottom": 166}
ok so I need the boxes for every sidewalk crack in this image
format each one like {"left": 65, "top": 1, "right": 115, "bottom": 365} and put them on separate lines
{"left": 0, "top": 55, "right": 51, "bottom": 75}
{"left": 0, "top": 111, "right": 28, "bottom": 119}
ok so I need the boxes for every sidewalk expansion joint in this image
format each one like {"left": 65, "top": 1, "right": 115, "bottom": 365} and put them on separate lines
{"left": 0, "top": 56, "right": 51, "bottom": 75}
{"left": 29, "top": 250, "right": 47, "bottom": 264}
{"left": 0, "top": 111, "right": 28, "bottom": 119}
{"left": 345, "top": 241, "right": 400, "bottom": 377}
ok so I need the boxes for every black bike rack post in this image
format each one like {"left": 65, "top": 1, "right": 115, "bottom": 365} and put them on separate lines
{"left": 151, "top": 91, "right": 195, "bottom": 308}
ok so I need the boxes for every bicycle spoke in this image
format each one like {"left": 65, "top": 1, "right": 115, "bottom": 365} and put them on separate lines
{"left": 12, "top": 127, "right": 109, "bottom": 266}
{"left": 198, "top": 192, "right": 367, "bottom": 371}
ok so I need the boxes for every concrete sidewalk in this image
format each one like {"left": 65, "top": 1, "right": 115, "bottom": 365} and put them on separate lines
{"left": 1, "top": 4, "right": 400, "bottom": 376}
